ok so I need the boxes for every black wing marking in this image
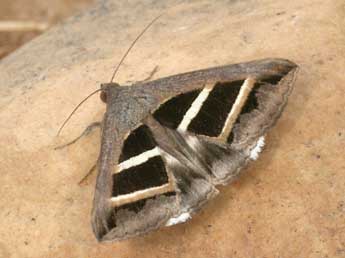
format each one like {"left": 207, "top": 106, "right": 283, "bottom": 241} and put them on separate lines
{"left": 113, "top": 156, "right": 169, "bottom": 196}
{"left": 153, "top": 89, "right": 201, "bottom": 129}
{"left": 118, "top": 124, "right": 156, "bottom": 162}
{"left": 187, "top": 80, "right": 243, "bottom": 137}
{"left": 113, "top": 125, "right": 176, "bottom": 206}
{"left": 152, "top": 74, "right": 289, "bottom": 140}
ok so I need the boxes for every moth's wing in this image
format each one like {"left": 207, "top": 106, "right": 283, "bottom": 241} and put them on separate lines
{"left": 92, "top": 58, "right": 298, "bottom": 242}
{"left": 92, "top": 123, "right": 187, "bottom": 242}
{"left": 141, "top": 58, "right": 298, "bottom": 206}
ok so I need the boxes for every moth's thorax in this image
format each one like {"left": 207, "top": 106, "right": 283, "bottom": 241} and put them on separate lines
{"left": 100, "top": 83, "right": 121, "bottom": 103}
{"left": 100, "top": 83, "right": 156, "bottom": 134}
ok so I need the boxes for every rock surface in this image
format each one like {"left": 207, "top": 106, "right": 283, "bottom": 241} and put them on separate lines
{"left": 0, "top": 0, "right": 344, "bottom": 257}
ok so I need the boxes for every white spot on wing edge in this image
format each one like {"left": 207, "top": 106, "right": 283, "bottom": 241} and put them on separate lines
{"left": 250, "top": 136, "right": 265, "bottom": 160}
{"left": 165, "top": 212, "right": 191, "bottom": 226}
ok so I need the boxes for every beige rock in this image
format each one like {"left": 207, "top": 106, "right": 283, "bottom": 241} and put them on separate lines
{"left": 0, "top": 0, "right": 344, "bottom": 257}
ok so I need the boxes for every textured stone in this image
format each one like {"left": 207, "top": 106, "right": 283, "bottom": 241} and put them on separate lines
{"left": 0, "top": 0, "right": 344, "bottom": 257}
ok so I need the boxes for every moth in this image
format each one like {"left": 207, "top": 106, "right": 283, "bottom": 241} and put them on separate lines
{"left": 58, "top": 18, "right": 298, "bottom": 243}
{"left": 90, "top": 58, "right": 298, "bottom": 242}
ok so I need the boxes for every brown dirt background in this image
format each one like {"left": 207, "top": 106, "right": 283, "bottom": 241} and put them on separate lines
{"left": 0, "top": 0, "right": 344, "bottom": 257}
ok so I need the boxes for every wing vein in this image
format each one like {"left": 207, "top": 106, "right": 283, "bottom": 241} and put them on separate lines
{"left": 177, "top": 83, "right": 214, "bottom": 131}
{"left": 218, "top": 77, "right": 256, "bottom": 141}
{"left": 110, "top": 183, "right": 174, "bottom": 207}
{"left": 116, "top": 147, "right": 161, "bottom": 173}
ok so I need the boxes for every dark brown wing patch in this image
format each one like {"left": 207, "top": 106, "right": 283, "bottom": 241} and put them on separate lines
{"left": 113, "top": 156, "right": 169, "bottom": 197}
{"left": 119, "top": 125, "right": 156, "bottom": 163}
{"left": 187, "top": 80, "right": 243, "bottom": 137}
{"left": 153, "top": 90, "right": 201, "bottom": 129}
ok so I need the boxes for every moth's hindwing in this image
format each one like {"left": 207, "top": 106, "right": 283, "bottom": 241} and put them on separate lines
{"left": 92, "top": 58, "right": 298, "bottom": 242}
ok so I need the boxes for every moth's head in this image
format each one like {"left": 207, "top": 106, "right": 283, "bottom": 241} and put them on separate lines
{"left": 100, "top": 83, "right": 121, "bottom": 103}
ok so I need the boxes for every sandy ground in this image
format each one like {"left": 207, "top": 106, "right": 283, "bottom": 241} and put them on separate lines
{"left": 0, "top": 0, "right": 344, "bottom": 257}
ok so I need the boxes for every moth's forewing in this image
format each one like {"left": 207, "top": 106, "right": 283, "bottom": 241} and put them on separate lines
{"left": 91, "top": 86, "right": 180, "bottom": 241}
{"left": 92, "top": 58, "right": 298, "bottom": 242}
{"left": 147, "top": 58, "right": 297, "bottom": 184}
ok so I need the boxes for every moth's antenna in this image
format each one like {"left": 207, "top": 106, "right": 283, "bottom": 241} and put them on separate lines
{"left": 57, "top": 89, "right": 102, "bottom": 136}
{"left": 109, "top": 14, "right": 163, "bottom": 83}
{"left": 57, "top": 15, "right": 162, "bottom": 136}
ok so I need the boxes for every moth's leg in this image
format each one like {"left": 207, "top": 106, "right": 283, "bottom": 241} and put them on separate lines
{"left": 142, "top": 65, "right": 159, "bottom": 82}
{"left": 78, "top": 162, "right": 98, "bottom": 185}
{"left": 55, "top": 121, "right": 102, "bottom": 150}
{"left": 125, "top": 66, "right": 159, "bottom": 84}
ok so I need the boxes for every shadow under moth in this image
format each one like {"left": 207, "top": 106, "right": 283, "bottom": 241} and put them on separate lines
{"left": 59, "top": 18, "right": 298, "bottom": 243}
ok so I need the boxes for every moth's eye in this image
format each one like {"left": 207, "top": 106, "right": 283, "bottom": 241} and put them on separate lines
{"left": 100, "top": 91, "right": 107, "bottom": 103}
